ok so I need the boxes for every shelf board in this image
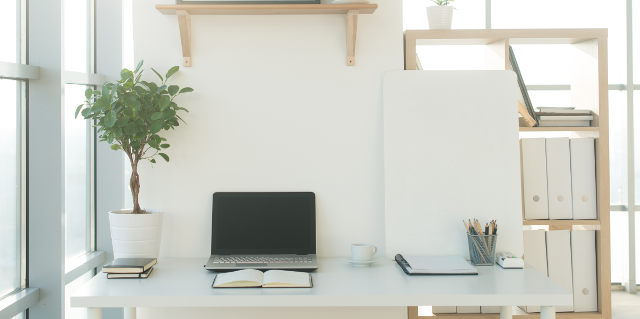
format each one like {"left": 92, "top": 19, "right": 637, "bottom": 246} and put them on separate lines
{"left": 519, "top": 126, "right": 600, "bottom": 132}
{"left": 156, "top": 3, "right": 378, "bottom": 15}
{"left": 523, "top": 219, "right": 600, "bottom": 226}
{"left": 429, "top": 312, "right": 602, "bottom": 319}
{"left": 155, "top": 3, "right": 378, "bottom": 67}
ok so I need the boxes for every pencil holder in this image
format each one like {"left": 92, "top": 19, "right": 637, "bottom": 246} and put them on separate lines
{"left": 467, "top": 234, "right": 497, "bottom": 266}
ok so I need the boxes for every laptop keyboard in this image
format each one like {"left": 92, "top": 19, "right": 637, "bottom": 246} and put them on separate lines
{"left": 213, "top": 256, "right": 314, "bottom": 264}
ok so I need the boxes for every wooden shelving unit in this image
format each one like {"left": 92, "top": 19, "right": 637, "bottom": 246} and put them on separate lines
{"left": 155, "top": 3, "right": 378, "bottom": 67}
{"left": 404, "top": 29, "right": 610, "bottom": 319}
{"left": 519, "top": 126, "right": 600, "bottom": 132}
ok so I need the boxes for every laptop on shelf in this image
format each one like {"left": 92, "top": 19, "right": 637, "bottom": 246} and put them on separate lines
{"left": 205, "top": 192, "right": 318, "bottom": 271}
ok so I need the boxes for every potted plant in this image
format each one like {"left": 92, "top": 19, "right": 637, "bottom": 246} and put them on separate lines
{"left": 427, "top": 0, "right": 454, "bottom": 30}
{"left": 76, "top": 60, "right": 193, "bottom": 259}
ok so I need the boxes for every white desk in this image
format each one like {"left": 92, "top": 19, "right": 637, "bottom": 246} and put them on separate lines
{"left": 71, "top": 258, "right": 571, "bottom": 319}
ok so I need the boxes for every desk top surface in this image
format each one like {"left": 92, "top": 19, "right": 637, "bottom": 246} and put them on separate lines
{"left": 71, "top": 257, "right": 571, "bottom": 308}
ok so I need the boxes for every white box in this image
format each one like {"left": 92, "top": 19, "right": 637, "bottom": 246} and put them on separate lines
{"left": 545, "top": 138, "right": 573, "bottom": 219}
{"left": 522, "top": 230, "right": 548, "bottom": 313}
{"left": 546, "top": 230, "right": 574, "bottom": 312}
{"left": 570, "top": 138, "right": 597, "bottom": 220}
{"left": 521, "top": 138, "right": 549, "bottom": 220}
{"left": 571, "top": 230, "right": 598, "bottom": 312}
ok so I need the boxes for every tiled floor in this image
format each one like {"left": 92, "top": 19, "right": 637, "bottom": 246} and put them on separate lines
{"left": 613, "top": 291, "right": 640, "bottom": 319}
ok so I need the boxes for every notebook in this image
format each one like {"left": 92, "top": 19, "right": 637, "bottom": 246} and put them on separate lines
{"left": 212, "top": 269, "right": 312, "bottom": 288}
{"left": 395, "top": 254, "right": 478, "bottom": 275}
{"left": 107, "top": 267, "right": 153, "bottom": 279}
{"left": 102, "top": 258, "right": 157, "bottom": 274}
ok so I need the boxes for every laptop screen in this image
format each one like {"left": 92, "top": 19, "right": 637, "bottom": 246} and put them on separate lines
{"left": 211, "top": 192, "right": 316, "bottom": 255}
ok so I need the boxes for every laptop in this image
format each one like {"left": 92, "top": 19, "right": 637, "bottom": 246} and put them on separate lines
{"left": 205, "top": 192, "right": 318, "bottom": 271}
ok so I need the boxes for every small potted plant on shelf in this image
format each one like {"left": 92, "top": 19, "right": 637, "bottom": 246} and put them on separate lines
{"left": 427, "top": 0, "right": 454, "bottom": 30}
{"left": 75, "top": 60, "right": 193, "bottom": 259}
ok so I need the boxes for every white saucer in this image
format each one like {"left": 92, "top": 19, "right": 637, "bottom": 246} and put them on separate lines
{"left": 346, "top": 258, "right": 376, "bottom": 266}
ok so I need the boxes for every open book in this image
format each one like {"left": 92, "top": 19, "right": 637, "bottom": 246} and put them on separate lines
{"left": 212, "top": 269, "right": 312, "bottom": 288}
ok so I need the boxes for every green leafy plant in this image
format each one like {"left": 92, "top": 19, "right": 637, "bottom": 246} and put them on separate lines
{"left": 75, "top": 60, "right": 193, "bottom": 214}
{"left": 431, "top": 0, "right": 454, "bottom": 6}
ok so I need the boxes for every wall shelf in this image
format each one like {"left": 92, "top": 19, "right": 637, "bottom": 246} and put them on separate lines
{"left": 155, "top": 3, "right": 378, "bottom": 67}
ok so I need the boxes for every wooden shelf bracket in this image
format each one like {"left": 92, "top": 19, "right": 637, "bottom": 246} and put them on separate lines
{"left": 176, "top": 10, "right": 192, "bottom": 67}
{"left": 345, "top": 10, "right": 358, "bottom": 66}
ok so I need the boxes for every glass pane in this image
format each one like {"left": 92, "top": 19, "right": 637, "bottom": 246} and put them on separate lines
{"left": 0, "top": 0, "right": 17, "bottom": 63}
{"left": 510, "top": 44, "right": 573, "bottom": 86}
{"left": 65, "top": 271, "right": 92, "bottom": 319}
{"left": 610, "top": 211, "right": 628, "bottom": 283}
{"left": 64, "top": 84, "right": 90, "bottom": 260}
{"left": 610, "top": 90, "right": 627, "bottom": 205}
{"left": 416, "top": 45, "right": 494, "bottom": 71}
{"left": 527, "top": 90, "right": 572, "bottom": 108}
{"left": 634, "top": 2, "right": 639, "bottom": 85}
{"left": 492, "top": 0, "right": 626, "bottom": 84}
{"left": 0, "top": 79, "right": 20, "bottom": 297}
{"left": 403, "top": 0, "right": 484, "bottom": 30}
{"left": 63, "top": 0, "right": 89, "bottom": 72}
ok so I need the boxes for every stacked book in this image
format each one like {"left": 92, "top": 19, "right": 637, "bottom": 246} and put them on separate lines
{"left": 102, "top": 258, "right": 157, "bottom": 279}
{"left": 535, "top": 107, "right": 593, "bottom": 127}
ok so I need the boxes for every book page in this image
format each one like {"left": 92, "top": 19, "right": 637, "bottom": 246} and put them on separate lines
{"left": 262, "top": 270, "right": 311, "bottom": 288}
{"left": 213, "top": 269, "right": 263, "bottom": 288}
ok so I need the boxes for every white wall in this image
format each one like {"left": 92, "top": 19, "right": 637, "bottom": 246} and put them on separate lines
{"left": 132, "top": 0, "right": 403, "bottom": 258}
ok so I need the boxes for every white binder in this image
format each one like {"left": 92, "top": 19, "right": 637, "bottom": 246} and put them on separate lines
{"left": 457, "top": 306, "right": 480, "bottom": 313}
{"left": 570, "top": 138, "right": 597, "bottom": 220}
{"left": 521, "top": 138, "right": 549, "bottom": 219}
{"left": 522, "top": 230, "right": 548, "bottom": 313}
{"left": 546, "top": 230, "right": 574, "bottom": 312}
{"left": 432, "top": 306, "right": 456, "bottom": 314}
{"left": 546, "top": 138, "right": 573, "bottom": 219}
{"left": 571, "top": 230, "right": 598, "bottom": 312}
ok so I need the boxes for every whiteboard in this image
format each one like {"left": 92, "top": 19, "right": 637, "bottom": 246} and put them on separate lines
{"left": 383, "top": 70, "right": 523, "bottom": 258}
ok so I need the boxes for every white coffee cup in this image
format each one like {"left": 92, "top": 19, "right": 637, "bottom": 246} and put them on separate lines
{"left": 351, "top": 243, "right": 377, "bottom": 261}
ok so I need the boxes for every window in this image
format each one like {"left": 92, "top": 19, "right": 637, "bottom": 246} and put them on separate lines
{"left": 64, "top": 84, "right": 92, "bottom": 260}
{"left": 63, "top": 0, "right": 95, "bottom": 263}
{"left": 0, "top": 79, "right": 21, "bottom": 298}
{"left": 0, "top": 0, "right": 25, "bottom": 304}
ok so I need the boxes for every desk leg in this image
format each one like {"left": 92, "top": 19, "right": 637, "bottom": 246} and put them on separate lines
{"left": 499, "top": 306, "right": 512, "bottom": 319}
{"left": 87, "top": 308, "right": 102, "bottom": 319}
{"left": 124, "top": 307, "right": 137, "bottom": 319}
{"left": 540, "top": 306, "right": 556, "bottom": 319}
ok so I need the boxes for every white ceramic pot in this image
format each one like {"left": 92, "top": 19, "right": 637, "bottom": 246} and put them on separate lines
{"left": 109, "top": 209, "right": 163, "bottom": 259}
{"left": 427, "top": 6, "right": 453, "bottom": 30}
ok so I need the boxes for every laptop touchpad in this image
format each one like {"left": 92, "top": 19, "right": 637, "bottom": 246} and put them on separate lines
{"left": 236, "top": 263, "right": 268, "bottom": 267}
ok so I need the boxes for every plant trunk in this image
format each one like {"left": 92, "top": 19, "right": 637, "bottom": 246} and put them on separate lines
{"left": 130, "top": 162, "right": 142, "bottom": 214}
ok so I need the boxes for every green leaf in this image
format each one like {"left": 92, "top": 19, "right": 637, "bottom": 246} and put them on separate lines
{"left": 150, "top": 68, "right": 163, "bottom": 82}
{"left": 104, "top": 111, "right": 117, "bottom": 128}
{"left": 159, "top": 95, "right": 171, "bottom": 110}
{"left": 120, "top": 69, "right": 133, "bottom": 80}
{"left": 179, "top": 87, "right": 194, "bottom": 93}
{"left": 149, "top": 121, "right": 163, "bottom": 133}
{"left": 159, "top": 153, "right": 170, "bottom": 162}
{"left": 75, "top": 104, "right": 84, "bottom": 118}
{"left": 150, "top": 158, "right": 156, "bottom": 163}
{"left": 160, "top": 143, "right": 170, "bottom": 148}
{"left": 134, "top": 60, "right": 144, "bottom": 73}
{"left": 110, "top": 144, "right": 122, "bottom": 150}
{"left": 165, "top": 66, "right": 179, "bottom": 80}
{"left": 168, "top": 85, "right": 179, "bottom": 96}
{"left": 81, "top": 108, "right": 92, "bottom": 117}
{"left": 151, "top": 112, "right": 163, "bottom": 120}
{"left": 85, "top": 88, "right": 93, "bottom": 99}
